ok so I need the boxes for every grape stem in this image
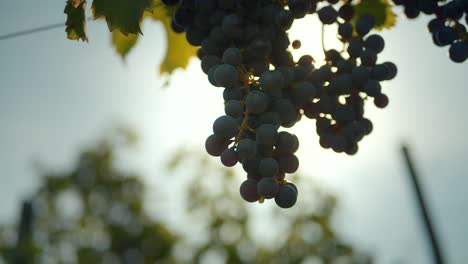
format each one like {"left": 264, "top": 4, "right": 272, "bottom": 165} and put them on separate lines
{"left": 321, "top": 24, "right": 327, "bottom": 56}
{"left": 235, "top": 77, "right": 251, "bottom": 143}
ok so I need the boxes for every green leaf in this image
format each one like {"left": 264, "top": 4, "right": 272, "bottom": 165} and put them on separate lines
{"left": 92, "top": 0, "right": 153, "bottom": 35}
{"left": 352, "top": 0, "right": 397, "bottom": 31}
{"left": 112, "top": 31, "right": 139, "bottom": 58}
{"left": 150, "top": 2, "right": 197, "bottom": 75}
{"left": 64, "top": 0, "right": 88, "bottom": 41}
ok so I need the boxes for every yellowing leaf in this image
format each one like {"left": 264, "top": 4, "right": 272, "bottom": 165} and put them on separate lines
{"left": 92, "top": 0, "right": 153, "bottom": 35}
{"left": 150, "top": 1, "right": 197, "bottom": 75}
{"left": 352, "top": 0, "right": 397, "bottom": 31}
{"left": 157, "top": 19, "right": 197, "bottom": 75}
{"left": 112, "top": 31, "right": 139, "bottom": 59}
{"left": 109, "top": 0, "right": 196, "bottom": 76}
{"left": 64, "top": 0, "right": 87, "bottom": 41}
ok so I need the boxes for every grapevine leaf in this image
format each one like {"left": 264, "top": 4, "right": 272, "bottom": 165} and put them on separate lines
{"left": 109, "top": 0, "right": 196, "bottom": 75}
{"left": 352, "top": 0, "right": 397, "bottom": 31}
{"left": 64, "top": 0, "right": 88, "bottom": 41}
{"left": 92, "top": 0, "right": 154, "bottom": 35}
{"left": 157, "top": 19, "right": 197, "bottom": 75}
{"left": 150, "top": 2, "right": 197, "bottom": 75}
{"left": 112, "top": 31, "right": 139, "bottom": 59}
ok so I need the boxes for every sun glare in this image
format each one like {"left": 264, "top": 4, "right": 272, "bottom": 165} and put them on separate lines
{"left": 288, "top": 16, "right": 344, "bottom": 66}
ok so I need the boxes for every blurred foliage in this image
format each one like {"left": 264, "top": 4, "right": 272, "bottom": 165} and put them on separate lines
{"left": 0, "top": 130, "right": 372, "bottom": 263}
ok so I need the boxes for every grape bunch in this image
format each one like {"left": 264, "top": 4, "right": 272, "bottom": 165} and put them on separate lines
{"left": 161, "top": 0, "right": 396, "bottom": 208}
{"left": 392, "top": 0, "right": 468, "bottom": 63}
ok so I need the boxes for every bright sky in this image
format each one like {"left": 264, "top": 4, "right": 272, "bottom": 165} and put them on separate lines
{"left": 0, "top": 2, "right": 467, "bottom": 263}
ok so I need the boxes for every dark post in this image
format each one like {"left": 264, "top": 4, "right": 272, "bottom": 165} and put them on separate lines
{"left": 401, "top": 145, "right": 445, "bottom": 264}
{"left": 14, "top": 200, "right": 34, "bottom": 264}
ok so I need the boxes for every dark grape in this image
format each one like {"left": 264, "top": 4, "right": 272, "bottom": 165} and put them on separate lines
{"left": 221, "top": 148, "right": 238, "bottom": 167}
{"left": 214, "top": 64, "right": 239, "bottom": 88}
{"left": 246, "top": 90, "right": 269, "bottom": 114}
{"left": 205, "top": 134, "right": 228, "bottom": 157}
{"left": 236, "top": 138, "right": 257, "bottom": 159}
{"left": 222, "top": 48, "right": 242, "bottom": 66}
{"left": 240, "top": 179, "right": 260, "bottom": 202}
{"left": 213, "top": 115, "right": 238, "bottom": 139}
{"left": 449, "top": 42, "right": 468, "bottom": 63}
{"left": 275, "top": 184, "right": 298, "bottom": 208}
{"left": 374, "top": 93, "right": 389, "bottom": 108}
{"left": 292, "top": 40, "right": 301, "bottom": 49}
{"left": 318, "top": 6, "right": 338, "bottom": 25}
{"left": 259, "top": 158, "right": 279, "bottom": 178}
{"left": 257, "top": 177, "right": 279, "bottom": 199}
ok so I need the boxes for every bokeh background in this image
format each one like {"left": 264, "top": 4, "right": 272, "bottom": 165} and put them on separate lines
{"left": 1, "top": 1, "right": 467, "bottom": 263}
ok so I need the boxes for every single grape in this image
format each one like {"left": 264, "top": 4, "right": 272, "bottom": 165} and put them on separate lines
{"left": 278, "top": 154, "right": 299, "bottom": 173}
{"left": 221, "top": 148, "right": 238, "bottom": 167}
{"left": 356, "top": 14, "right": 376, "bottom": 36}
{"left": 276, "top": 9, "right": 294, "bottom": 30}
{"left": 288, "top": 0, "right": 311, "bottom": 18}
{"left": 258, "top": 112, "right": 281, "bottom": 129}
{"left": 236, "top": 138, "right": 257, "bottom": 159}
{"left": 259, "top": 158, "right": 279, "bottom": 178}
{"left": 222, "top": 48, "right": 242, "bottom": 66}
{"left": 214, "top": 64, "right": 239, "bottom": 88}
{"left": 274, "top": 184, "right": 298, "bottom": 208}
{"left": 360, "top": 49, "right": 377, "bottom": 66}
{"left": 449, "top": 42, "right": 468, "bottom": 63}
{"left": 259, "top": 70, "right": 285, "bottom": 97}
{"left": 362, "top": 79, "right": 382, "bottom": 97}
{"left": 207, "top": 65, "right": 221, "bottom": 87}
{"left": 374, "top": 93, "right": 389, "bottom": 108}
{"left": 286, "top": 182, "right": 298, "bottom": 194}
{"left": 213, "top": 115, "right": 238, "bottom": 139}
{"left": 338, "top": 4, "right": 354, "bottom": 21}
{"left": 364, "top": 34, "right": 385, "bottom": 53}
{"left": 246, "top": 90, "right": 269, "bottom": 114}
{"left": 338, "top": 22, "right": 353, "bottom": 39}
{"left": 240, "top": 179, "right": 260, "bottom": 202}
{"left": 256, "top": 124, "right": 278, "bottom": 147}
{"left": 201, "top": 55, "right": 221, "bottom": 74}
{"left": 292, "top": 40, "right": 301, "bottom": 49}
{"left": 273, "top": 99, "right": 297, "bottom": 125}
{"left": 242, "top": 156, "right": 260, "bottom": 174}
{"left": 318, "top": 6, "right": 338, "bottom": 25}
{"left": 185, "top": 27, "right": 205, "bottom": 46}
{"left": 371, "top": 64, "right": 390, "bottom": 81}
{"left": 171, "top": 19, "right": 185, "bottom": 33}
{"left": 351, "top": 66, "right": 370, "bottom": 86}
{"left": 223, "top": 87, "right": 243, "bottom": 101}
{"left": 257, "top": 177, "right": 279, "bottom": 199}
{"left": 276, "top": 132, "right": 299, "bottom": 154}
{"left": 383, "top": 62, "right": 398, "bottom": 80}
{"left": 205, "top": 134, "right": 228, "bottom": 157}
{"left": 225, "top": 100, "right": 243, "bottom": 118}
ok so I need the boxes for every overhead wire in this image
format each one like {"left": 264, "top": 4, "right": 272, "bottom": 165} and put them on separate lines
{"left": 0, "top": 17, "right": 93, "bottom": 41}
